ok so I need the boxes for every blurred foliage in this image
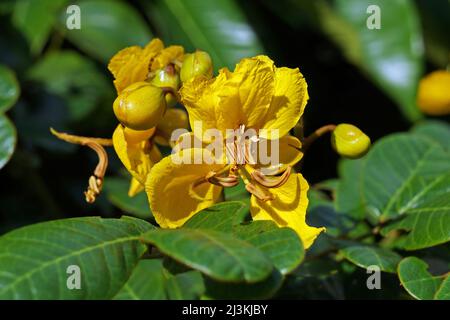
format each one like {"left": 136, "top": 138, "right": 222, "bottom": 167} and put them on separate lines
{"left": 0, "top": 0, "right": 449, "bottom": 300}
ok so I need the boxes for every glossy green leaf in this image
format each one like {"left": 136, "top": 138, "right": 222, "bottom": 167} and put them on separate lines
{"left": 0, "top": 65, "right": 20, "bottom": 113}
{"left": 103, "top": 176, "right": 151, "bottom": 219}
{"left": 185, "top": 202, "right": 304, "bottom": 275}
{"left": 0, "top": 216, "right": 153, "bottom": 299}
{"left": 0, "top": 114, "right": 16, "bottom": 170}
{"left": 142, "top": 0, "right": 264, "bottom": 70}
{"left": 224, "top": 179, "right": 250, "bottom": 203}
{"left": 381, "top": 177, "right": 450, "bottom": 250}
{"left": 334, "top": 0, "right": 424, "bottom": 122}
{"left": 411, "top": 120, "right": 450, "bottom": 150}
{"left": 235, "top": 221, "right": 304, "bottom": 275}
{"left": 398, "top": 257, "right": 447, "bottom": 300}
{"left": 435, "top": 276, "right": 450, "bottom": 300}
{"left": 204, "top": 269, "right": 283, "bottom": 300}
{"left": 114, "top": 259, "right": 205, "bottom": 300}
{"left": 12, "top": 0, "right": 67, "bottom": 54}
{"left": 27, "top": 51, "right": 111, "bottom": 120}
{"left": 183, "top": 201, "right": 248, "bottom": 232}
{"left": 335, "top": 158, "right": 367, "bottom": 220}
{"left": 362, "top": 134, "right": 450, "bottom": 221}
{"left": 340, "top": 245, "right": 402, "bottom": 273}
{"left": 141, "top": 228, "right": 273, "bottom": 283}
{"left": 59, "top": 0, "right": 153, "bottom": 63}
{"left": 114, "top": 259, "right": 167, "bottom": 300}
{"left": 166, "top": 271, "right": 205, "bottom": 300}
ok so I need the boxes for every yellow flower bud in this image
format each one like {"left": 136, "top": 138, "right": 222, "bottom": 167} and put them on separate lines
{"left": 123, "top": 127, "right": 155, "bottom": 144}
{"left": 331, "top": 124, "right": 371, "bottom": 159}
{"left": 180, "top": 51, "right": 213, "bottom": 83}
{"left": 151, "top": 65, "right": 180, "bottom": 108}
{"left": 417, "top": 70, "right": 450, "bottom": 116}
{"left": 113, "top": 82, "right": 166, "bottom": 131}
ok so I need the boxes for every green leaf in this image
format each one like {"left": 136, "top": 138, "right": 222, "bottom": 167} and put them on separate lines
{"left": 224, "top": 179, "right": 251, "bottom": 203}
{"left": 0, "top": 114, "right": 16, "bottom": 170}
{"left": 141, "top": 228, "right": 273, "bottom": 283}
{"left": 114, "top": 259, "right": 167, "bottom": 300}
{"left": 340, "top": 245, "right": 402, "bottom": 273}
{"left": 183, "top": 201, "right": 248, "bottom": 232}
{"left": 12, "top": 0, "right": 67, "bottom": 54}
{"left": 380, "top": 177, "right": 450, "bottom": 250}
{"left": 398, "top": 257, "right": 447, "bottom": 300}
{"left": 103, "top": 176, "right": 152, "bottom": 219}
{"left": 114, "top": 260, "right": 205, "bottom": 300}
{"left": 142, "top": 0, "right": 264, "bottom": 70}
{"left": 411, "top": 120, "right": 450, "bottom": 150}
{"left": 166, "top": 271, "right": 205, "bottom": 300}
{"left": 362, "top": 134, "right": 450, "bottom": 221}
{"left": 204, "top": 269, "right": 283, "bottom": 300}
{"left": 0, "top": 65, "right": 20, "bottom": 113}
{"left": 59, "top": 0, "right": 153, "bottom": 63}
{"left": 184, "top": 202, "right": 304, "bottom": 275}
{"left": 0, "top": 216, "right": 153, "bottom": 299}
{"left": 235, "top": 221, "right": 304, "bottom": 275}
{"left": 27, "top": 51, "right": 112, "bottom": 120}
{"left": 335, "top": 158, "right": 367, "bottom": 220}
{"left": 435, "top": 276, "right": 450, "bottom": 300}
{"left": 333, "top": 0, "right": 424, "bottom": 122}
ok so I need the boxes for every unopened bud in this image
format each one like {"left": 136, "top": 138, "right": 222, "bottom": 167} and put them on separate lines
{"left": 331, "top": 124, "right": 371, "bottom": 159}
{"left": 180, "top": 51, "right": 213, "bottom": 83}
{"left": 113, "top": 82, "right": 166, "bottom": 131}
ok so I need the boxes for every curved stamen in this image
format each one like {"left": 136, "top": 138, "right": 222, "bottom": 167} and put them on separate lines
{"left": 251, "top": 166, "right": 291, "bottom": 188}
{"left": 245, "top": 183, "right": 274, "bottom": 202}
{"left": 83, "top": 142, "right": 108, "bottom": 203}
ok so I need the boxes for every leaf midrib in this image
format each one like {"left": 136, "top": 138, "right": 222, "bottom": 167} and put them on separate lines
{"left": 0, "top": 235, "right": 142, "bottom": 296}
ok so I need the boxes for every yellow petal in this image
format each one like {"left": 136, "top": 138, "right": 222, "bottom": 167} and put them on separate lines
{"left": 146, "top": 148, "right": 224, "bottom": 228}
{"left": 250, "top": 173, "right": 324, "bottom": 249}
{"left": 154, "top": 108, "right": 189, "bottom": 146}
{"left": 128, "top": 177, "right": 144, "bottom": 197}
{"left": 180, "top": 69, "right": 229, "bottom": 140}
{"left": 217, "top": 55, "right": 275, "bottom": 134}
{"left": 253, "top": 135, "right": 303, "bottom": 175}
{"left": 151, "top": 45, "right": 184, "bottom": 70}
{"left": 181, "top": 55, "right": 307, "bottom": 141}
{"left": 108, "top": 38, "right": 164, "bottom": 94}
{"left": 259, "top": 67, "right": 308, "bottom": 139}
{"left": 112, "top": 124, "right": 161, "bottom": 185}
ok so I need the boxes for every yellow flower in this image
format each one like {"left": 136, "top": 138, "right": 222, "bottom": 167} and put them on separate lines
{"left": 108, "top": 38, "right": 184, "bottom": 94}
{"left": 108, "top": 39, "right": 189, "bottom": 196}
{"left": 417, "top": 70, "right": 450, "bottom": 116}
{"left": 146, "top": 55, "right": 324, "bottom": 249}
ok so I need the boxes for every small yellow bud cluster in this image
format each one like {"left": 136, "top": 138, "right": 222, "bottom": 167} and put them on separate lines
{"left": 112, "top": 50, "right": 213, "bottom": 137}
{"left": 331, "top": 123, "right": 371, "bottom": 159}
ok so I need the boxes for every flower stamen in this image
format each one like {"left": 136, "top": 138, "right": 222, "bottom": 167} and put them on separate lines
{"left": 251, "top": 166, "right": 291, "bottom": 188}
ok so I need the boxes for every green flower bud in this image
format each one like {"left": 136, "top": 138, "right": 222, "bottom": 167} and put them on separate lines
{"left": 150, "top": 65, "right": 180, "bottom": 108}
{"left": 180, "top": 51, "right": 213, "bottom": 83}
{"left": 113, "top": 82, "right": 166, "bottom": 131}
{"left": 331, "top": 124, "right": 371, "bottom": 159}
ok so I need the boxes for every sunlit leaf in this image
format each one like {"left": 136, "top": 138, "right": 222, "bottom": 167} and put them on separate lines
{"left": 0, "top": 216, "right": 153, "bottom": 299}
{"left": 0, "top": 114, "right": 16, "bottom": 170}
{"left": 141, "top": 228, "right": 273, "bottom": 283}
{"left": 333, "top": 0, "right": 424, "bottom": 122}
{"left": 142, "top": 0, "right": 264, "bottom": 70}
{"left": 59, "top": 0, "right": 153, "bottom": 63}
{"left": 340, "top": 245, "right": 402, "bottom": 273}
{"left": 0, "top": 65, "right": 20, "bottom": 113}
{"left": 398, "top": 256, "right": 447, "bottom": 300}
